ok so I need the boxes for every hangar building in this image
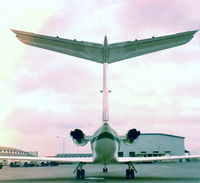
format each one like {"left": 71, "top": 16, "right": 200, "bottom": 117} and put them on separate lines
{"left": 119, "top": 133, "right": 185, "bottom": 157}
{"left": 57, "top": 133, "right": 185, "bottom": 158}
{"left": 0, "top": 146, "right": 37, "bottom": 157}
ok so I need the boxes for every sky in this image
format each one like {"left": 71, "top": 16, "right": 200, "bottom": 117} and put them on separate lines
{"left": 0, "top": 0, "right": 200, "bottom": 156}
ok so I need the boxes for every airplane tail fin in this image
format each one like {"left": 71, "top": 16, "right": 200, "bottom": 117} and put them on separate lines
{"left": 11, "top": 29, "right": 199, "bottom": 123}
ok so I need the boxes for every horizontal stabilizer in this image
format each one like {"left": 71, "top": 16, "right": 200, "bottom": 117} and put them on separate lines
{"left": 11, "top": 29, "right": 104, "bottom": 63}
{"left": 109, "top": 30, "right": 198, "bottom": 63}
{"left": 11, "top": 29, "right": 198, "bottom": 64}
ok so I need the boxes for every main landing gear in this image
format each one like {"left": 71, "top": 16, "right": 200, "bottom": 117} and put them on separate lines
{"left": 126, "top": 169, "right": 134, "bottom": 179}
{"left": 126, "top": 163, "right": 137, "bottom": 180}
{"left": 76, "top": 169, "right": 85, "bottom": 179}
{"left": 74, "top": 163, "right": 85, "bottom": 179}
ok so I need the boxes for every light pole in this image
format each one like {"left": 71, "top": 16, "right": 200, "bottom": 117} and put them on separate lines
{"left": 56, "top": 136, "right": 66, "bottom": 154}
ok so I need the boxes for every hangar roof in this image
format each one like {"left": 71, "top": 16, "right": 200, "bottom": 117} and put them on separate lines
{"left": 0, "top": 146, "right": 24, "bottom": 152}
{"left": 141, "top": 133, "right": 185, "bottom": 139}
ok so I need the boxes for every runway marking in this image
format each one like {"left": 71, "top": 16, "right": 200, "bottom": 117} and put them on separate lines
{"left": 86, "top": 177, "right": 105, "bottom": 180}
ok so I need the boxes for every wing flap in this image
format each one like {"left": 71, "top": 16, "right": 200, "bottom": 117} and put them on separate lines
{"left": 109, "top": 30, "right": 198, "bottom": 63}
{"left": 11, "top": 29, "right": 104, "bottom": 63}
{"left": 118, "top": 155, "right": 200, "bottom": 163}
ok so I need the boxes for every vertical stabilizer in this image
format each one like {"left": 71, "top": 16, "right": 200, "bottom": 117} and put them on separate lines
{"left": 103, "top": 63, "right": 109, "bottom": 122}
{"left": 103, "top": 36, "right": 109, "bottom": 122}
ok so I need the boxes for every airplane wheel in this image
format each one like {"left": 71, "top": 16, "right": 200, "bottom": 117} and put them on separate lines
{"left": 76, "top": 169, "right": 81, "bottom": 179}
{"left": 126, "top": 169, "right": 135, "bottom": 179}
{"left": 130, "top": 169, "right": 135, "bottom": 179}
{"left": 103, "top": 168, "right": 108, "bottom": 173}
{"left": 126, "top": 169, "right": 130, "bottom": 179}
{"left": 80, "top": 169, "right": 85, "bottom": 179}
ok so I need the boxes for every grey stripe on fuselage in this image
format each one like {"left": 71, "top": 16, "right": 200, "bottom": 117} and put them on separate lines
{"left": 91, "top": 132, "right": 120, "bottom": 144}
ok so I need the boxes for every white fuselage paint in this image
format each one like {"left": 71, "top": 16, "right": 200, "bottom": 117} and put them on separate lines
{"left": 90, "top": 123, "right": 120, "bottom": 164}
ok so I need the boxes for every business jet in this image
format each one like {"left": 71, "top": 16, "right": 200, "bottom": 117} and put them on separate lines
{"left": 0, "top": 29, "right": 200, "bottom": 180}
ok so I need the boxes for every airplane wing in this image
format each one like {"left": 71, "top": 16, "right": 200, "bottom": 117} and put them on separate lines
{"left": 11, "top": 29, "right": 104, "bottom": 63}
{"left": 108, "top": 30, "right": 198, "bottom": 63}
{"left": 118, "top": 155, "right": 200, "bottom": 163}
{"left": 11, "top": 29, "right": 198, "bottom": 64}
{"left": 0, "top": 156, "right": 93, "bottom": 164}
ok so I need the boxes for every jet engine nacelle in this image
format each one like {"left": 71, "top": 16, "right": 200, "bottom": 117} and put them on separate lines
{"left": 123, "top": 128, "right": 140, "bottom": 145}
{"left": 70, "top": 129, "right": 89, "bottom": 146}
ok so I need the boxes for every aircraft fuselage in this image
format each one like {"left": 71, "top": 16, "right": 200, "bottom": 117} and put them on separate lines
{"left": 91, "top": 123, "right": 120, "bottom": 164}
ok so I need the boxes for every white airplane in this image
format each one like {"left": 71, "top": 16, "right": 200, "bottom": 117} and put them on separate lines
{"left": 1, "top": 29, "right": 200, "bottom": 180}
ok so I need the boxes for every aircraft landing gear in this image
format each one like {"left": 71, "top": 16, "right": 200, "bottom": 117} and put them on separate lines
{"left": 103, "top": 168, "right": 108, "bottom": 173}
{"left": 125, "top": 163, "right": 137, "bottom": 179}
{"left": 76, "top": 169, "right": 85, "bottom": 179}
{"left": 74, "top": 163, "right": 85, "bottom": 179}
{"left": 126, "top": 169, "right": 134, "bottom": 179}
{"left": 103, "top": 164, "right": 108, "bottom": 173}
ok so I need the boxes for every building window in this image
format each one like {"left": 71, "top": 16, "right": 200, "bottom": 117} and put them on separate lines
{"left": 129, "top": 152, "right": 135, "bottom": 157}
{"left": 141, "top": 151, "right": 147, "bottom": 154}
{"left": 118, "top": 152, "right": 124, "bottom": 157}
{"left": 165, "top": 151, "right": 171, "bottom": 154}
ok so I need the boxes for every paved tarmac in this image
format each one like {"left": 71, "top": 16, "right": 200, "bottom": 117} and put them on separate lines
{"left": 0, "top": 161, "right": 199, "bottom": 183}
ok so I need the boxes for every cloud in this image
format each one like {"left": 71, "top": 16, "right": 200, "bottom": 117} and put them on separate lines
{"left": 117, "top": 0, "right": 200, "bottom": 39}
{"left": 14, "top": 51, "right": 100, "bottom": 94}
{"left": 5, "top": 106, "right": 100, "bottom": 134}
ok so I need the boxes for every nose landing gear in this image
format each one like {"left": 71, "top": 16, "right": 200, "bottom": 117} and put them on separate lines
{"left": 103, "top": 164, "right": 108, "bottom": 173}
{"left": 103, "top": 168, "right": 108, "bottom": 173}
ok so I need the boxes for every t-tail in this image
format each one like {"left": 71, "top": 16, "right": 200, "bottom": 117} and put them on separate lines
{"left": 11, "top": 29, "right": 198, "bottom": 124}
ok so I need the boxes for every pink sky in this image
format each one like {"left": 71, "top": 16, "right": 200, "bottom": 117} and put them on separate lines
{"left": 0, "top": 0, "right": 200, "bottom": 156}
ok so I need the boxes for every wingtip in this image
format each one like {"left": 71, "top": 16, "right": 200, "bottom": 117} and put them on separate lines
{"left": 190, "top": 29, "right": 199, "bottom": 35}
{"left": 193, "top": 29, "right": 199, "bottom": 33}
{"left": 10, "top": 29, "right": 19, "bottom": 35}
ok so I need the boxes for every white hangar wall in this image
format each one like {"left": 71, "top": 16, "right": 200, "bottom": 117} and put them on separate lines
{"left": 119, "top": 133, "right": 185, "bottom": 157}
